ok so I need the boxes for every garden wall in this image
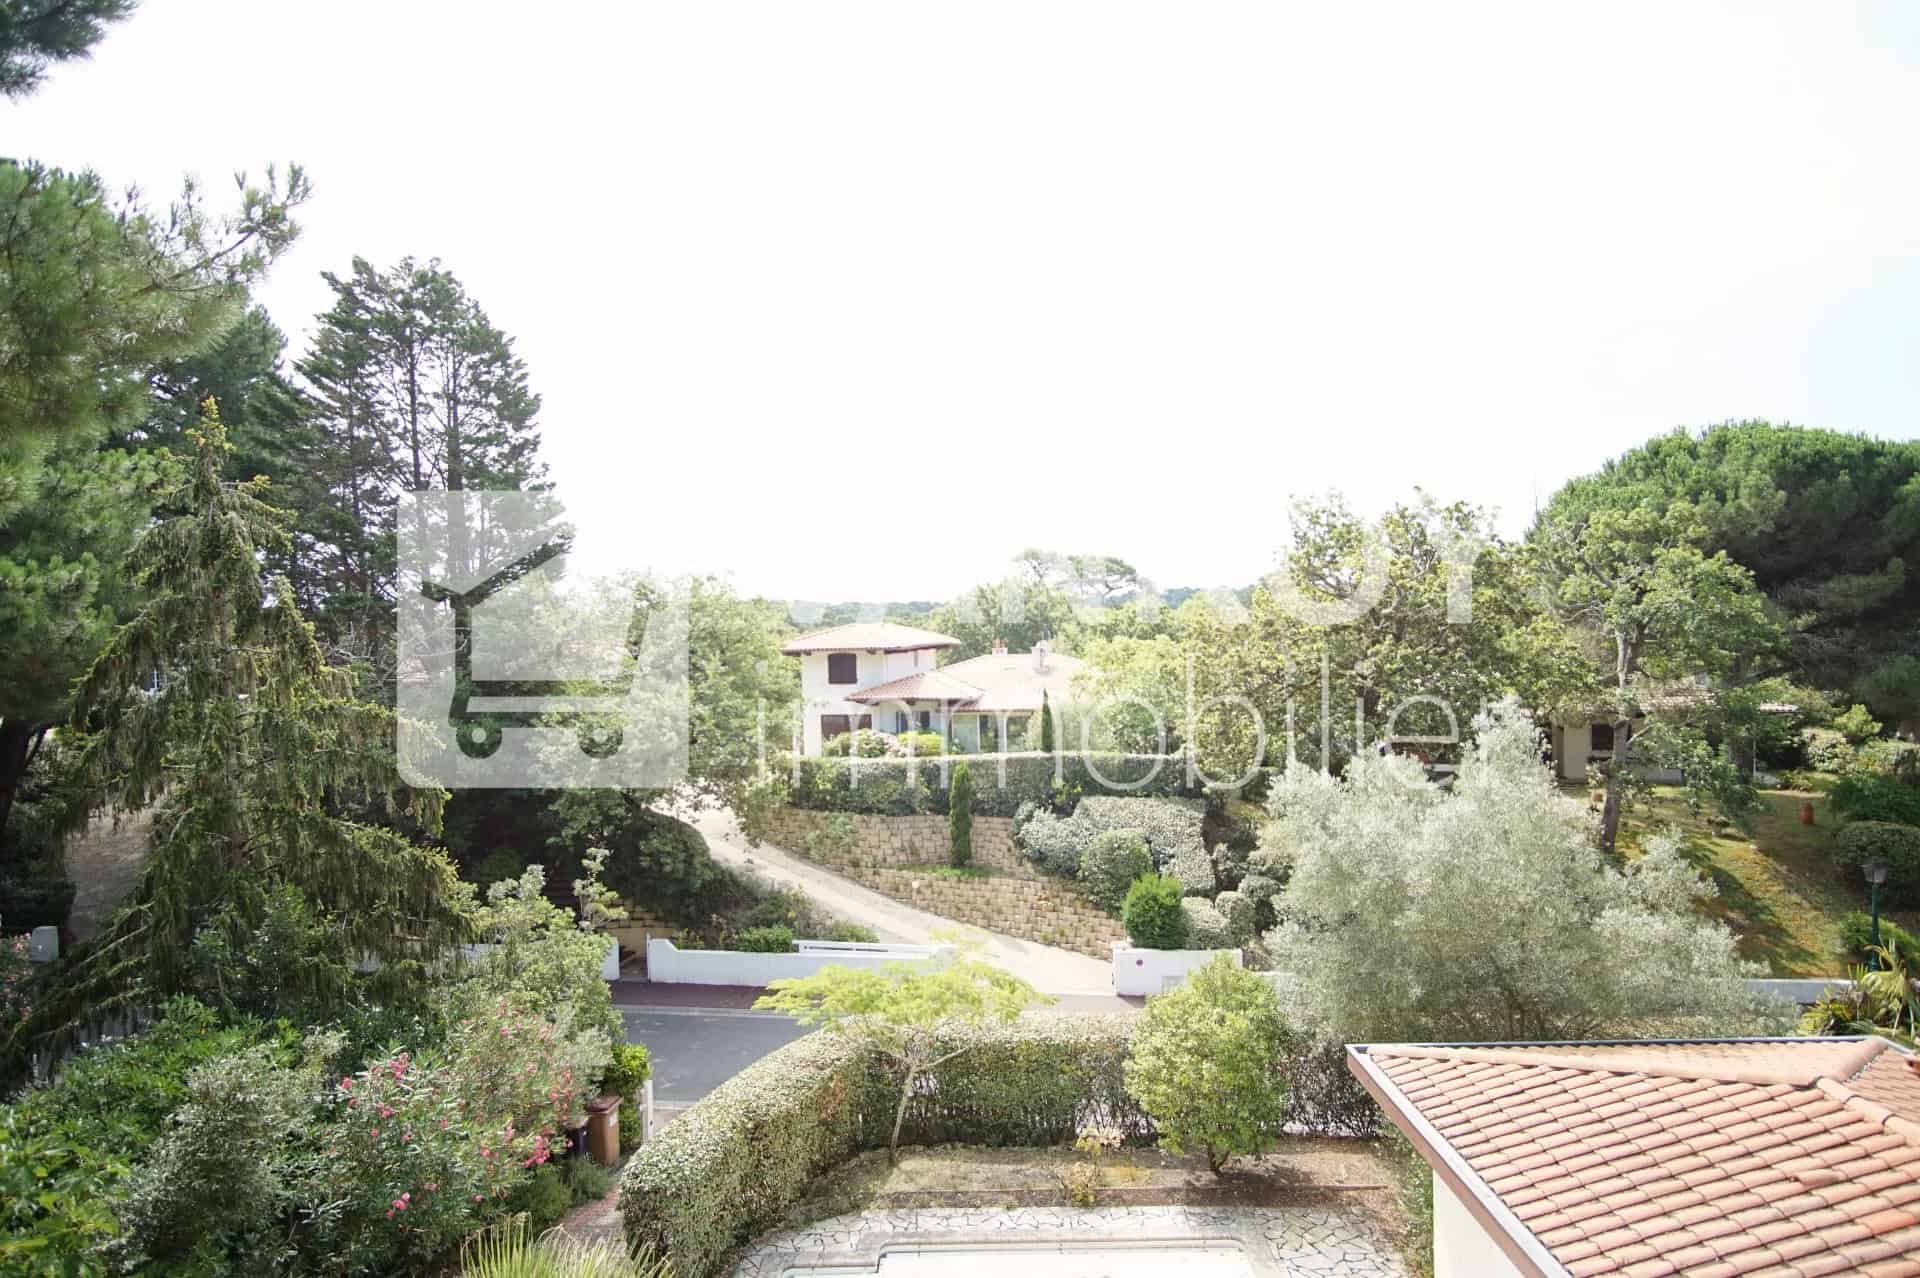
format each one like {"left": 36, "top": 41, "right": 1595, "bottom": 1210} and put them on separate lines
{"left": 839, "top": 864, "right": 1125, "bottom": 959}
{"left": 758, "top": 806, "right": 1033, "bottom": 878}
{"left": 644, "top": 937, "right": 952, "bottom": 986}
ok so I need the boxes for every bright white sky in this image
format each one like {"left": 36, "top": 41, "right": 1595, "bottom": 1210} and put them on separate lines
{"left": 8, "top": 1, "right": 1920, "bottom": 604}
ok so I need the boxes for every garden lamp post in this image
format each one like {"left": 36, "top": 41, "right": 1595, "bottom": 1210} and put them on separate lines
{"left": 1866, "top": 858, "right": 1891, "bottom": 952}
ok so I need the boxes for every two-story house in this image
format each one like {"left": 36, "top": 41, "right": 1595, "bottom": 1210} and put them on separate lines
{"left": 782, "top": 622, "right": 1084, "bottom": 755}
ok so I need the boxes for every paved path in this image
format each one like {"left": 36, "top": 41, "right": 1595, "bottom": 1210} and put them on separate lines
{"left": 621, "top": 1006, "right": 813, "bottom": 1122}
{"left": 729, "top": 1205, "right": 1407, "bottom": 1277}
{"left": 690, "top": 807, "right": 1118, "bottom": 996}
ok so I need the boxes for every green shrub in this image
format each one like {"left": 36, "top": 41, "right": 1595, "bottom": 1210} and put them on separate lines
{"left": 1179, "top": 897, "right": 1234, "bottom": 949}
{"left": 1017, "top": 795, "right": 1207, "bottom": 879}
{"left": 1802, "top": 727, "right": 1856, "bottom": 773}
{"left": 1839, "top": 911, "right": 1920, "bottom": 970}
{"left": 0, "top": 999, "right": 295, "bottom": 1273}
{"left": 1124, "top": 956, "right": 1291, "bottom": 1173}
{"left": 1834, "top": 822, "right": 1920, "bottom": 904}
{"left": 1862, "top": 739, "right": 1920, "bottom": 779}
{"left": 601, "top": 1042, "right": 654, "bottom": 1156}
{"left": 1238, "top": 873, "right": 1282, "bottom": 905}
{"left": 732, "top": 925, "right": 795, "bottom": 953}
{"left": 895, "top": 730, "right": 947, "bottom": 757}
{"left": 822, "top": 921, "right": 880, "bottom": 943}
{"left": 784, "top": 752, "right": 1199, "bottom": 818}
{"left": 950, "top": 761, "right": 974, "bottom": 868}
{"left": 111, "top": 1036, "right": 338, "bottom": 1271}
{"left": 1168, "top": 843, "right": 1216, "bottom": 895}
{"left": 821, "top": 728, "right": 892, "bottom": 757}
{"left": 506, "top": 1164, "right": 576, "bottom": 1233}
{"left": 1080, "top": 830, "right": 1153, "bottom": 911}
{"left": 1833, "top": 773, "right": 1920, "bottom": 825}
{"left": 472, "top": 847, "right": 531, "bottom": 887}
{"left": 1833, "top": 704, "right": 1884, "bottom": 744}
{"left": 1122, "top": 873, "right": 1188, "bottom": 950}
{"left": 1215, "top": 890, "right": 1254, "bottom": 945}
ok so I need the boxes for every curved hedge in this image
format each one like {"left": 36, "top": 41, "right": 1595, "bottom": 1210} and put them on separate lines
{"left": 618, "top": 1013, "right": 1378, "bottom": 1278}
{"left": 783, "top": 752, "right": 1201, "bottom": 818}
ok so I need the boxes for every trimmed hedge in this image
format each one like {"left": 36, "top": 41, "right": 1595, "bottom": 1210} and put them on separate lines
{"left": 783, "top": 752, "right": 1200, "bottom": 818}
{"left": 617, "top": 1014, "right": 1379, "bottom": 1277}
{"left": 1122, "top": 873, "right": 1187, "bottom": 949}
{"left": 1834, "top": 821, "right": 1920, "bottom": 904}
{"left": 1179, "top": 897, "right": 1233, "bottom": 949}
{"left": 619, "top": 1033, "right": 876, "bottom": 1278}
{"left": 1015, "top": 795, "right": 1208, "bottom": 882}
{"left": 1080, "top": 830, "right": 1152, "bottom": 911}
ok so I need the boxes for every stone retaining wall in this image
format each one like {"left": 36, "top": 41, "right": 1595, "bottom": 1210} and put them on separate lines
{"left": 759, "top": 806, "right": 1036, "bottom": 879}
{"left": 838, "top": 865, "right": 1124, "bottom": 959}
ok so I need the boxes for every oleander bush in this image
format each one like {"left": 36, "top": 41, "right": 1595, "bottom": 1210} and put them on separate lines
{"left": 784, "top": 752, "right": 1199, "bottom": 818}
{"left": 1121, "top": 873, "right": 1188, "bottom": 950}
{"left": 1833, "top": 821, "right": 1920, "bottom": 904}
{"left": 1080, "top": 830, "right": 1153, "bottom": 911}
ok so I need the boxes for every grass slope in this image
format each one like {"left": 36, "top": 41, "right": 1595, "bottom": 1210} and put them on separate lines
{"left": 1620, "top": 787, "right": 1916, "bottom": 977}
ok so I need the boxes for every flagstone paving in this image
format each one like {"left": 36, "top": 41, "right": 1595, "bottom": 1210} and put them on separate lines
{"left": 729, "top": 1205, "right": 1407, "bottom": 1277}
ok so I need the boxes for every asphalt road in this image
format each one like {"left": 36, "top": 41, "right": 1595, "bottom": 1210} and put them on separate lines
{"left": 622, "top": 1007, "right": 813, "bottom": 1116}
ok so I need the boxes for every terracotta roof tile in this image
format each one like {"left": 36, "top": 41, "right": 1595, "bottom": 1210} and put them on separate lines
{"left": 1356, "top": 1037, "right": 1920, "bottom": 1276}
{"left": 780, "top": 622, "right": 960, "bottom": 654}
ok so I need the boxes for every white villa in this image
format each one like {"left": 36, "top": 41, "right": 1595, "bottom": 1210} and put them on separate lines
{"left": 781, "top": 621, "right": 1084, "bottom": 755}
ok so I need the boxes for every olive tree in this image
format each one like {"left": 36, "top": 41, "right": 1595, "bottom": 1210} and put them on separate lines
{"left": 1265, "top": 701, "right": 1786, "bottom": 1044}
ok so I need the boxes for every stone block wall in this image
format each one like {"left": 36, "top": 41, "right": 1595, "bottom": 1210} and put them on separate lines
{"left": 758, "top": 806, "right": 1036, "bottom": 879}
{"left": 840, "top": 865, "right": 1124, "bottom": 960}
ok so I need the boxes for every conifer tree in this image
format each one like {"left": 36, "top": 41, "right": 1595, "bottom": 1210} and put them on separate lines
{"left": 948, "top": 761, "right": 974, "bottom": 868}
{"left": 1040, "top": 690, "right": 1056, "bottom": 754}
{"left": 46, "top": 405, "right": 471, "bottom": 1026}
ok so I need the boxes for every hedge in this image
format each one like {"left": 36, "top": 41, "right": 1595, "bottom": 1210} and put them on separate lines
{"left": 1015, "top": 795, "right": 1208, "bottom": 882}
{"left": 1834, "top": 821, "right": 1920, "bottom": 904}
{"left": 1833, "top": 774, "right": 1920, "bottom": 827}
{"left": 782, "top": 752, "right": 1201, "bottom": 818}
{"left": 618, "top": 1014, "right": 1377, "bottom": 1278}
{"left": 619, "top": 1033, "right": 878, "bottom": 1278}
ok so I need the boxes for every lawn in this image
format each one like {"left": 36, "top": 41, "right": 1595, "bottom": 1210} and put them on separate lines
{"left": 1619, "top": 786, "right": 1915, "bottom": 976}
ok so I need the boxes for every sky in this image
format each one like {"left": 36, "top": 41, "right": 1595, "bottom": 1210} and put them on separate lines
{"left": 8, "top": 1, "right": 1920, "bottom": 604}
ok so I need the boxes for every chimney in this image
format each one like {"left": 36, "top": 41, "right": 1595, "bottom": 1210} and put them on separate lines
{"left": 992, "top": 638, "right": 1007, "bottom": 655}
{"left": 1032, "top": 640, "right": 1049, "bottom": 672}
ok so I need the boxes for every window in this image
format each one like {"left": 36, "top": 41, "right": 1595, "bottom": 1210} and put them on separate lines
{"left": 1590, "top": 722, "right": 1615, "bottom": 752}
{"left": 827, "top": 653, "right": 858, "bottom": 684}
{"left": 893, "top": 710, "right": 908, "bottom": 733}
{"left": 916, "top": 709, "right": 932, "bottom": 731}
{"left": 821, "top": 715, "right": 850, "bottom": 741}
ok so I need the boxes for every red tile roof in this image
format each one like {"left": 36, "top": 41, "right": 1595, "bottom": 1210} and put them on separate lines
{"left": 1350, "top": 1037, "right": 1920, "bottom": 1277}
{"left": 780, "top": 622, "right": 960, "bottom": 654}
{"left": 843, "top": 669, "right": 986, "bottom": 705}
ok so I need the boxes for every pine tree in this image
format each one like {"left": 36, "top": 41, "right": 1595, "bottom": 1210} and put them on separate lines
{"left": 1040, "top": 690, "right": 1056, "bottom": 753}
{"left": 949, "top": 762, "right": 974, "bottom": 868}
{"left": 0, "top": 0, "right": 137, "bottom": 97}
{"left": 39, "top": 405, "right": 470, "bottom": 1031}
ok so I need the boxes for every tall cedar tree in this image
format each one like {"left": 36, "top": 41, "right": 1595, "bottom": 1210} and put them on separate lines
{"left": 36, "top": 407, "right": 470, "bottom": 1036}
{"left": 1039, "top": 690, "right": 1055, "bottom": 753}
{"left": 290, "top": 256, "right": 545, "bottom": 691}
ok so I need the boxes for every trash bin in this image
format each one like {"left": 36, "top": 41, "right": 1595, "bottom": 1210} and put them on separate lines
{"left": 586, "top": 1095, "right": 620, "bottom": 1167}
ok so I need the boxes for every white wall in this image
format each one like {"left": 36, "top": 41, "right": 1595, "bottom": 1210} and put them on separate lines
{"left": 1433, "top": 1173, "right": 1526, "bottom": 1278}
{"left": 646, "top": 937, "right": 952, "bottom": 985}
{"left": 1111, "top": 944, "right": 1243, "bottom": 996}
{"left": 1559, "top": 721, "right": 1592, "bottom": 781}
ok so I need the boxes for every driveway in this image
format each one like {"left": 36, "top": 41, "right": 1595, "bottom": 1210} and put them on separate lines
{"left": 622, "top": 1006, "right": 812, "bottom": 1122}
{"left": 688, "top": 807, "right": 1117, "bottom": 996}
